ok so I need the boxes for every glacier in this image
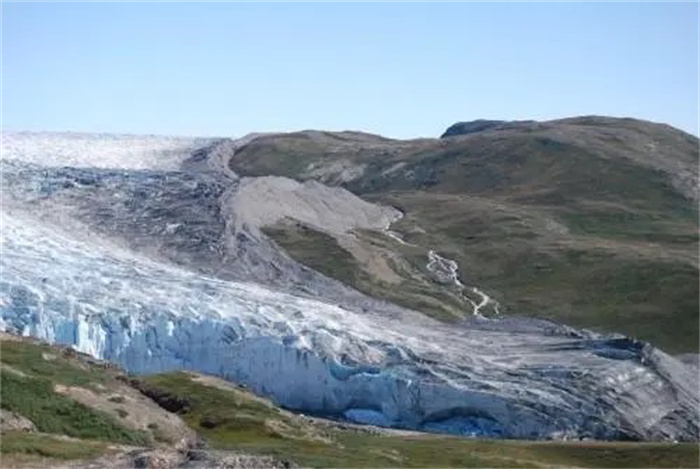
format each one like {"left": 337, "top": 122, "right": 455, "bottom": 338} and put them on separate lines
{"left": 0, "top": 131, "right": 217, "bottom": 171}
{"left": 1, "top": 132, "right": 698, "bottom": 442}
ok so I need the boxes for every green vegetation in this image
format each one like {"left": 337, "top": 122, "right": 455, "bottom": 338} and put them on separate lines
{"left": 513, "top": 253, "right": 699, "bottom": 351}
{"left": 1, "top": 370, "right": 147, "bottom": 445}
{"left": 0, "top": 431, "right": 108, "bottom": 460}
{"left": 558, "top": 209, "right": 698, "bottom": 244}
{"left": 263, "top": 222, "right": 463, "bottom": 320}
{"left": 379, "top": 191, "right": 699, "bottom": 353}
{"left": 263, "top": 222, "right": 362, "bottom": 286}
{"left": 0, "top": 339, "right": 109, "bottom": 389}
{"left": 134, "top": 371, "right": 700, "bottom": 468}
{"left": 0, "top": 339, "right": 148, "bottom": 445}
{"left": 135, "top": 372, "right": 304, "bottom": 443}
{"left": 230, "top": 131, "right": 403, "bottom": 182}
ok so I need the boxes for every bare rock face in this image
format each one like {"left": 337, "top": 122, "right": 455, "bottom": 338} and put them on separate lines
{"left": 0, "top": 409, "right": 37, "bottom": 432}
{"left": 70, "top": 447, "right": 294, "bottom": 469}
{"left": 180, "top": 450, "right": 296, "bottom": 469}
{"left": 440, "top": 119, "right": 536, "bottom": 138}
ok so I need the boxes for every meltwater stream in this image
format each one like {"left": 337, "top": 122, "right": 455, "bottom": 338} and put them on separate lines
{"left": 427, "top": 250, "right": 500, "bottom": 317}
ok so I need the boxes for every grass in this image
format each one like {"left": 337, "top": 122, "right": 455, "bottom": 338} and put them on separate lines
{"left": 557, "top": 208, "right": 698, "bottom": 245}
{"left": 133, "top": 371, "right": 700, "bottom": 468}
{"left": 1, "top": 371, "right": 148, "bottom": 445}
{"left": 263, "top": 221, "right": 464, "bottom": 321}
{"left": 263, "top": 222, "right": 362, "bottom": 286}
{"left": 0, "top": 339, "right": 110, "bottom": 389}
{"left": 0, "top": 339, "right": 149, "bottom": 446}
{"left": 374, "top": 191, "right": 699, "bottom": 353}
{"left": 134, "top": 372, "right": 309, "bottom": 443}
{"left": 519, "top": 252, "right": 700, "bottom": 351}
{"left": 230, "top": 131, "right": 405, "bottom": 182}
{"left": 0, "top": 431, "right": 108, "bottom": 460}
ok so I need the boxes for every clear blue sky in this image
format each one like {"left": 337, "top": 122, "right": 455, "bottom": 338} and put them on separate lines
{"left": 2, "top": 1, "right": 698, "bottom": 138}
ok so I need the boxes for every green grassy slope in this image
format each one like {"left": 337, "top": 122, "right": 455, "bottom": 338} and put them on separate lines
{"left": 0, "top": 337, "right": 177, "bottom": 466}
{"left": 376, "top": 191, "right": 699, "bottom": 353}
{"left": 231, "top": 118, "right": 699, "bottom": 353}
{"left": 1, "top": 432, "right": 109, "bottom": 461}
{"left": 262, "top": 222, "right": 464, "bottom": 320}
{"left": 0, "top": 339, "right": 148, "bottom": 445}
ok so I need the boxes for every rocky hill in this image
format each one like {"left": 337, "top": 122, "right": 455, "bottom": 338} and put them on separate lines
{"left": 226, "top": 117, "right": 699, "bottom": 353}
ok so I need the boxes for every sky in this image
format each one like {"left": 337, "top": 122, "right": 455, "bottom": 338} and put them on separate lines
{"left": 1, "top": 1, "right": 698, "bottom": 138}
